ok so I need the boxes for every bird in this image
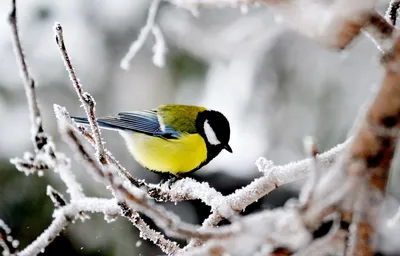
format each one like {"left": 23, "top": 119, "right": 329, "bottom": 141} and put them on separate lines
{"left": 72, "top": 104, "right": 232, "bottom": 184}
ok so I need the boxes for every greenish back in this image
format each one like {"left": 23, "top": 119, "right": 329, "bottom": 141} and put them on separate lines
{"left": 158, "top": 104, "right": 207, "bottom": 134}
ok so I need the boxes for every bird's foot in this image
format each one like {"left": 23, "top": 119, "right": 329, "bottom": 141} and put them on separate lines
{"left": 158, "top": 174, "right": 181, "bottom": 189}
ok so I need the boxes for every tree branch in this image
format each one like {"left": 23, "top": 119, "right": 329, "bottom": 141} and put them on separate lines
{"left": 8, "top": 0, "right": 47, "bottom": 151}
{"left": 8, "top": 0, "right": 85, "bottom": 203}
{"left": 17, "top": 198, "right": 120, "bottom": 256}
{"left": 54, "top": 23, "right": 108, "bottom": 165}
{"left": 336, "top": 32, "right": 400, "bottom": 254}
{"left": 120, "top": 0, "right": 166, "bottom": 69}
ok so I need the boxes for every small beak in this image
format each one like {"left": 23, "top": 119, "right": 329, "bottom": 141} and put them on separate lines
{"left": 224, "top": 144, "right": 233, "bottom": 153}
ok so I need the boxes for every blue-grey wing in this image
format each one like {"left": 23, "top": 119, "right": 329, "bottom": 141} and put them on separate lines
{"left": 72, "top": 110, "right": 180, "bottom": 139}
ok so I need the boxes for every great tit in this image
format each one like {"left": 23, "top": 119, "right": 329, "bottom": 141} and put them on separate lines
{"left": 72, "top": 104, "right": 232, "bottom": 180}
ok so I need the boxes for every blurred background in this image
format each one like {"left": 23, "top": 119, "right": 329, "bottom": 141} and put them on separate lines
{"left": 1, "top": 0, "right": 400, "bottom": 255}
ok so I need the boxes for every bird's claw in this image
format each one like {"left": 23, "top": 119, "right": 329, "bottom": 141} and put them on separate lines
{"left": 158, "top": 174, "right": 181, "bottom": 189}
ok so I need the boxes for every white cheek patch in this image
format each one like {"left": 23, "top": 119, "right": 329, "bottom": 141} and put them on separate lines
{"left": 204, "top": 120, "right": 220, "bottom": 145}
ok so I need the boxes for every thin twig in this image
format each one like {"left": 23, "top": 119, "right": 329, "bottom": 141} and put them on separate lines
{"left": 10, "top": 155, "right": 49, "bottom": 175}
{"left": 8, "top": 0, "right": 85, "bottom": 203}
{"left": 8, "top": 0, "right": 48, "bottom": 151}
{"left": 54, "top": 23, "right": 108, "bottom": 165}
{"left": 120, "top": 0, "right": 163, "bottom": 69}
{"left": 118, "top": 201, "right": 180, "bottom": 255}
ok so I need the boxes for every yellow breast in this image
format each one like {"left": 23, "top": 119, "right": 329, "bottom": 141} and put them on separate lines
{"left": 119, "top": 132, "right": 208, "bottom": 175}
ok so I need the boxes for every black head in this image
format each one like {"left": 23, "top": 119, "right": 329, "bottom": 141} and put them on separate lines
{"left": 196, "top": 110, "right": 232, "bottom": 154}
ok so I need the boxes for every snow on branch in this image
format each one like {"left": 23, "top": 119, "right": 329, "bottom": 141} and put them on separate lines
{"left": 8, "top": 0, "right": 84, "bottom": 204}
{"left": 17, "top": 198, "right": 120, "bottom": 256}
{"left": 227, "top": 138, "right": 350, "bottom": 213}
{"left": 120, "top": 0, "right": 167, "bottom": 69}
{"left": 118, "top": 201, "right": 180, "bottom": 254}
{"left": 8, "top": 0, "right": 54, "bottom": 179}
{"left": 181, "top": 209, "right": 311, "bottom": 256}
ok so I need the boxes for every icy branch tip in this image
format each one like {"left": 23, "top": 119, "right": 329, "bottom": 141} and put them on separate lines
{"left": 54, "top": 22, "right": 62, "bottom": 32}
{"left": 255, "top": 157, "right": 274, "bottom": 173}
{"left": 120, "top": 59, "right": 130, "bottom": 71}
{"left": 53, "top": 104, "right": 70, "bottom": 120}
{"left": 82, "top": 92, "right": 95, "bottom": 107}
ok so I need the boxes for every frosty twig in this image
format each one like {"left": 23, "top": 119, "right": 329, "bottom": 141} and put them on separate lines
{"left": 8, "top": 0, "right": 47, "bottom": 151}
